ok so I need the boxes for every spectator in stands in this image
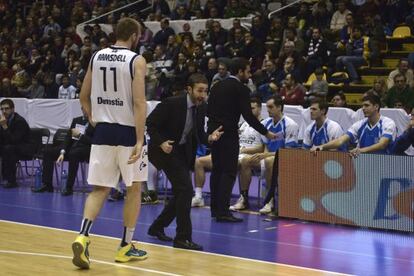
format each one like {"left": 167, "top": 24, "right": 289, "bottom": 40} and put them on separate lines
{"left": 275, "top": 56, "right": 300, "bottom": 87}
{"left": 296, "top": 3, "right": 313, "bottom": 32}
{"left": 192, "top": 97, "right": 264, "bottom": 208}
{"left": 0, "top": 78, "right": 17, "bottom": 98}
{"left": 0, "top": 98, "right": 32, "bottom": 188}
{"left": 307, "top": 67, "right": 328, "bottom": 101}
{"left": 211, "top": 61, "right": 230, "bottom": 85}
{"left": 228, "top": 18, "right": 248, "bottom": 42}
{"left": 256, "top": 59, "right": 277, "bottom": 87}
{"left": 241, "top": 31, "right": 265, "bottom": 72}
{"left": 209, "top": 21, "right": 228, "bottom": 57}
{"left": 385, "top": 73, "right": 414, "bottom": 113}
{"left": 171, "top": 4, "right": 191, "bottom": 20}
{"left": 392, "top": 107, "right": 414, "bottom": 155}
{"left": 180, "top": 36, "right": 195, "bottom": 59}
{"left": 81, "top": 36, "right": 98, "bottom": 54}
{"left": 361, "top": 13, "right": 385, "bottom": 66}
{"left": 205, "top": 57, "right": 218, "bottom": 84}
{"left": 266, "top": 17, "right": 284, "bottom": 55}
{"left": 178, "top": 23, "right": 194, "bottom": 43}
{"left": 43, "top": 72, "right": 59, "bottom": 99}
{"left": 152, "top": 19, "right": 176, "bottom": 48}
{"left": 98, "top": 37, "right": 109, "bottom": 50}
{"left": 138, "top": 21, "right": 153, "bottom": 53}
{"left": 276, "top": 41, "right": 303, "bottom": 76}
{"left": 225, "top": 28, "right": 245, "bottom": 57}
{"left": 191, "top": 43, "right": 208, "bottom": 72}
{"left": 151, "top": 0, "right": 171, "bottom": 17}
{"left": 91, "top": 24, "right": 108, "bottom": 46}
{"left": 11, "top": 60, "right": 30, "bottom": 93}
{"left": 280, "top": 27, "right": 305, "bottom": 56}
{"left": 58, "top": 74, "right": 77, "bottom": 99}
{"left": 304, "top": 27, "right": 329, "bottom": 79}
{"left": 61, "top": 36, "right": 80, "bottom": 59}
{"left": 387, "top": 59, "right": 414, "bottom": 89}
{"left": 153, "top": 44, "right": 174, "bottom": 98}
{"left": 164, "top": 35, "right": 180, "bottom": 61}
{"left": 330, "top": 1, "right": 352, "bottom": 32}
{"left": 0, "top": 61, "right": 13, "bottom": 83}
{"left": 251, "top": 15, "right": 268, "bottom": 43}
{"left": 303, "top": 98, "right": 344, "bottom": 150}
{"left": 338, "top": 13, "right": 355, "bottom": 50}
{"left": 331, "top": 92, "right": 348, "bottom": 107}
{"left": 224, "top": 0, "right": 249, "bottom": 18}
{"left": 258, "top": 95, "right": 299, "bottom": 214}
{"left": 279, "top": 73, "right": 306, "bottom": 106}
{"left": 311, "top": 94, "right": 397, "bottom": 156}
{"left": 174, "top": 53, "right": 190, "bottom": 84}
{"left": 357, "top": 0, "right": 380, "bottom": 18}
{"left": 20, "top": 74, "right": 45, "bottom": 99}
{"left": 366, "top": 76, "right": 387, "bottom": 101}
{"left": 311, "top": 1, "right": 331, "bottom": 31}
{"left": 33, "top": 110, "right": 94, "bottom": 195}
{"left": 336, "top": 26, "right": 367, "bottom": 84}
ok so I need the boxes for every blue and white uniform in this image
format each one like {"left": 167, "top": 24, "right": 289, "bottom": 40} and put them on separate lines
{"left": 261, "top": 116, "right": 299, "bottom": 152}
{"left": 88, "top": 45, "right": 148, "bottom": 188}
{"left": 346, "top": 115, "right": 397, "bottom": 154}
{"left": 303, "top": 119, "right": 344, "bottom": 149}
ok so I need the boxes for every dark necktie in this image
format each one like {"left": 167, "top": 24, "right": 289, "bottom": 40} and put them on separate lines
{"left": 192, "top": 106, "right": 199, "bottom": 144}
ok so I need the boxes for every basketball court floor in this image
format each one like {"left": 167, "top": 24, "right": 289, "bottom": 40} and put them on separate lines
{"left": 0, "top": 188, "right": 413, "bottom": 275}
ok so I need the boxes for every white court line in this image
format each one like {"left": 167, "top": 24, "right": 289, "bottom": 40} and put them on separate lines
{"left": 0, "top": 249, "right": 181, "bottom": 276}
{"left": 0, "top": 220, "right": 352, "bottom": 276}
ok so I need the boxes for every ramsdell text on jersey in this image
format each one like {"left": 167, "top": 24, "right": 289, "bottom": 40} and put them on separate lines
{"left": 96, "top": 54, "right": 127, "bottom": 62}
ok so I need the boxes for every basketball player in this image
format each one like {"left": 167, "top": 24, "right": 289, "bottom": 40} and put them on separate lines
{"left": 72, "top": 18, "right": 148, "bottom": 269}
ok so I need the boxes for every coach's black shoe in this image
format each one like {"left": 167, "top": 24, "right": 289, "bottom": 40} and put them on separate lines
{"left": 173, "top": 239, "right": 203, "bottom": 251}
{"left": 216, "top": 214, "right": 243, "bottom": 223}
{"left": 33, "top": 185, "right": 53, "bottom": 193}
{"left": 4, "top": 182, "right": 18, "bottom": 189}
{"left": 148, "top": 226, "right": 173, "bottom": 242}
{"left": 62, "top": 189, "right": 73, "bottom": 196}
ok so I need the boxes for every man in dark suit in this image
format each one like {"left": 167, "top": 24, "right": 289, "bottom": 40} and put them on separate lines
{"left": 207, "top": 57, "right": 276, "bottom": 222}
{"left": 33, "top": 108, "right": 95, "bottom": 195}
{"left": 0, "top": 98, "right": 32, "bottom": 188}
{"left": 146, "top": 73, "right": 223, "bottom": 251}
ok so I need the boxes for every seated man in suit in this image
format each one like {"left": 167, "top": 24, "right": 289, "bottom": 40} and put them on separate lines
{"left": 0, "top": 98, "right": 32, "bottom": 188}
{"left": 33, "top": 108, "right": 94, "bottom": 195}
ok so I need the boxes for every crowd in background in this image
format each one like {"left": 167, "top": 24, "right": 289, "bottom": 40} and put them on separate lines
{"left": 1, "top": 0, "right": 414, "bottom": 112}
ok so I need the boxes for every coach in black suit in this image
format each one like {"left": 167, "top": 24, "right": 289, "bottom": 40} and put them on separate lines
{"left": 146, "top": 73, "right": 222, "bottom": 251}
{"left": 207, "top": 57, "right": 276, "bottom": 222}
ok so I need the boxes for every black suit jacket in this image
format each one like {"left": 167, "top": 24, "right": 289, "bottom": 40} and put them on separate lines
{"left": 0, "top": 112, "right": 30, "bottom": 145}
{"left": 146, "top": 94, "right": 208, "bottom": 170}
{"left": 63, "top": 116, "right": 95, "bottom": 151}
{"left": 207, "top": 77, "right": 268, "bottom": 136}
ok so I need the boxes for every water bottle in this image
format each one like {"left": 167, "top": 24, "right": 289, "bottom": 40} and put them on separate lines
{"left": 61, "top": 170, "right": 68, "bottom": 191}
{"left": 34, "top": 168, "right": 42, "bottom": 189}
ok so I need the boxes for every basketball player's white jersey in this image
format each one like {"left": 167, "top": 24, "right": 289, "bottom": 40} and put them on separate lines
{"left": 90, "top": 45, "right": 139, "bottom": 127}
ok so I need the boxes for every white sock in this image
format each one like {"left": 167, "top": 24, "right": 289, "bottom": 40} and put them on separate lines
{"left": 195, "top": 187, "right": 203, "bottom": 198}
{"left": 121, "top": 227, "right": 135, "bottom": 246}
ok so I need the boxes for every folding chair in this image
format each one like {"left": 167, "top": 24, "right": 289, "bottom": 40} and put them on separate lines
{"left": 17, "top": 128, "right": 50, "bottom": 186}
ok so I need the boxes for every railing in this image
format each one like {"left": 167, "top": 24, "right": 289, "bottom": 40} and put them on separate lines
{"left": 268, "top": 0, "right": 303, "bottom": 19}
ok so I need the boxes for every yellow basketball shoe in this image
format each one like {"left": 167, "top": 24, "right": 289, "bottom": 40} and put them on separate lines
{"left": 72, "top": 235, "right": 91, "bottom": 269}
{"left": 115, "top": 243, "right": 148, "bottom": 263}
